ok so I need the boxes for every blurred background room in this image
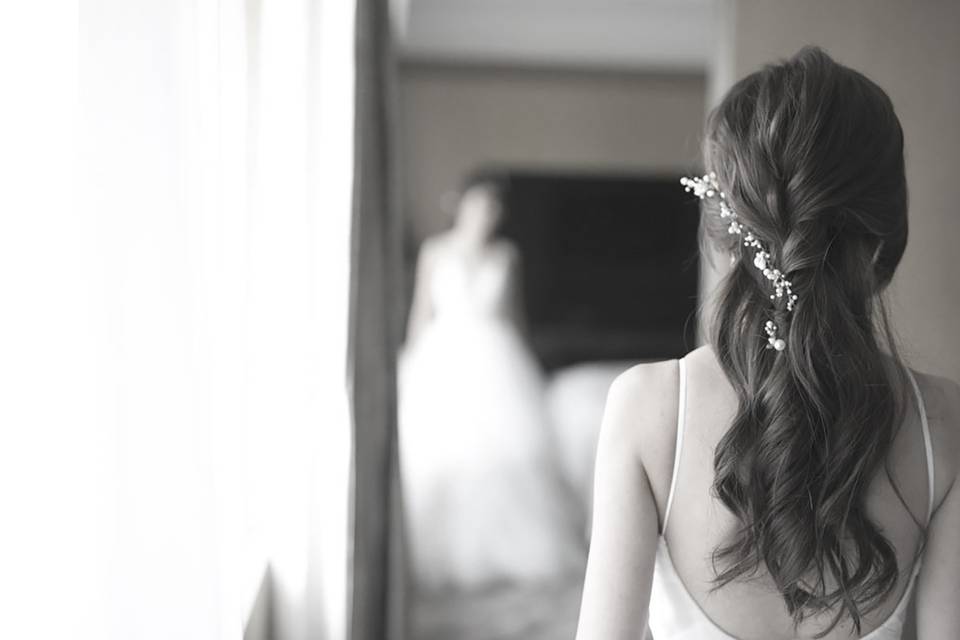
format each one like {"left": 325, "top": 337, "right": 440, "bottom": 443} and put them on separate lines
{"left": 18, "top": 1, "right": 956, "bottom": 640}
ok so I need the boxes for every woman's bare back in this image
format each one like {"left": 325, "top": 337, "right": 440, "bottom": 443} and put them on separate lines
{"left": 576, "top": 344, "right": 960, "bottom": 640}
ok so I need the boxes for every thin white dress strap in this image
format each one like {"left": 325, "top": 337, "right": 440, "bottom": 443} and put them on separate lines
{"left": 905, "top": 367, "right": 936, "bottom": 525}
{"left": 662, "top": 357, "right": 687, "bottom": 535}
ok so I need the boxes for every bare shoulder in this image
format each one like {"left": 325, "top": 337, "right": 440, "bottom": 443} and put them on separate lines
{"left": 606, "top": 359, "right": 679, "bottom": 424}
{"left": 909, "top": 368, "right": 960, "bottom": 507}
{"left": 912, "top": 369, "right": 960, "bottom": 638}
{"left": 420, "top": 233, "right": 448, "bottom": 258}
{"left": 911, "top": 369, "right": 960, "bottom": 425}
{"left": 601, "top": 356, "right": 683, "bottom": 478}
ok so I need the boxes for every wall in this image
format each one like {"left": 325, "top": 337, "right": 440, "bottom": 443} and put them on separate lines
{"left": 398, "top": 0, "right": 718, "bottom": 71}
{"left": 719, "top": 0, "right": 960, "bottom": 382}
{"left": 397, "top": 63, "right": 707, "bottom": 242}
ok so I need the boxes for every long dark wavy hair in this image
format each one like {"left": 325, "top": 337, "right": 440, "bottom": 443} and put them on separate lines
{"left": 701, "top": 47, "right": 914, "bottom": 636}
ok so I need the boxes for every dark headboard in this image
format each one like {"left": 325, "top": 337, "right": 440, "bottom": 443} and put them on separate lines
{"left": 499, "top": 171, "right": 701, "bottom": 371}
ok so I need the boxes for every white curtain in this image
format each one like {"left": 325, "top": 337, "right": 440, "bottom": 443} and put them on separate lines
{"left": 74, "top": 1, "right": 355, "bottom": 639}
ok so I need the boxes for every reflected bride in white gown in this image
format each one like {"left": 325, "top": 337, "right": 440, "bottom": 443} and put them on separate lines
{"left": 399, "top": 180, "right": 584, "bottom": 591}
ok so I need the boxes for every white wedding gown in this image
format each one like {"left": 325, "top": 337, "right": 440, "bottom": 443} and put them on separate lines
{"left": 398, "top": 247, "right": 584, "bottom": 591}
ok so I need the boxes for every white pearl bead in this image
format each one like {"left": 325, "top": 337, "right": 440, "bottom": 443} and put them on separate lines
{"left": 773, "top": 338, "right": 786, "bottom": 351}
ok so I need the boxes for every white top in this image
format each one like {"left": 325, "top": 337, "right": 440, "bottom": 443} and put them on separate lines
{"left": 648, "top": 358, "right": 935, "bottom": 640}
{"left": 429, "top": 250, "right": 511, "bottom": 320}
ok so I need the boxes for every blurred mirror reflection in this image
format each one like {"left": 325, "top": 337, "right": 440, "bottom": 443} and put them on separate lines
{"left": 395, "top": 1, "right": 714, "bottom": 638}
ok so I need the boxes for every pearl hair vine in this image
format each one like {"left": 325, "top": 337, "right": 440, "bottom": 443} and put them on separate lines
{"left": 681, "top": 172, "right": 798, "bottom": 352}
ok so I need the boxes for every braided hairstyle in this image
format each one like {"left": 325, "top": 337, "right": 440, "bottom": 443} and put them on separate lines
{"left": 702, "top": 46, "right": 912, "bottom": 636}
